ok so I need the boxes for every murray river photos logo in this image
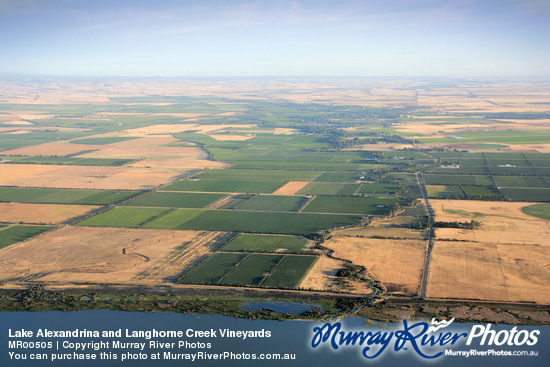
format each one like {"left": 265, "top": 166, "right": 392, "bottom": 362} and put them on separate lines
{"left": 310, "top": 318, "right": 540, "bottom": 359}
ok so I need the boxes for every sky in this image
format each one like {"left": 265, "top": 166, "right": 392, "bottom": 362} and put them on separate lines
{"left": 0, "top": 0, "right": 549, "bottom": 77}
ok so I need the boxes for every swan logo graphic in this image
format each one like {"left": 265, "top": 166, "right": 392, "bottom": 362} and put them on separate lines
{"left": 427, "top": 318, "right": 455, "bottom": 333}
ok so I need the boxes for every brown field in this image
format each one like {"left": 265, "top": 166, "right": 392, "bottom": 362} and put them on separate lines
{"left": 1, "top": 130, "right": 29, "bottom": 134}
{"left": 498, "top": 143, "right": 550, "bottom": 153}
{"left": 0, "top": 164, "right": 65, "bottom": 183}
{"left": 431, "top": 200, "right": 550, "bottom": 245}
{"left": 335, "top": 227, "right": 426, "bottom": 240}
{"left": 427, "top": 241, "right": 550, "bottom": 304}
{"left": 127, "top": 157, "right": 227, "bottom": 173}
{"left": 272, "top": 181, "right": 311, "bottom": 195}
{"left": 2, "top": 142, "right": 100, "bottom": 156}
{"left": 1, "top": 165, "right": 173, "bottom": 190}
{"left": 0, "top": 203, "right": 101, "bottom": 224}
{"left": 434, "top": 228, "right": 476, "bottom": 242}
{"left": 1, "top": 137, "right": 225, "bottom": 189}
{"left": 0, "top": 226, "right": 203, "bottom": 284}
{"left": 393, "top": 117, "right": 550, "bottom": 137}
{"left": 299, "top": 256, "right": 344, "bottom": 292}
{"left": 323, "top": 236, "right": 427, "bottom": 296}
{"left": 208, "top": 134, "right": 255, "bottom": 141}
{"left": 74, "top": 136, "right": 206, "bottom": 159}
{"left": 122, "top": 124, "right": 207, "bottom": 136}
{"left": 122, "top": 123, "right": 254, "bottom": 137}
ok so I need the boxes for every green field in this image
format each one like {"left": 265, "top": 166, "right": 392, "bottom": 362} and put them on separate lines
{"left": 521, "top": 203, "right": 550, "bottom": 219}
{"left": 229, "top": 161, "right": 359, "bottom": 171}
{"left": 0, "top": 225, "right": 54, "bottom": 249}
{"left": 77, "top": 207, "right": 170, "bottom": 227}
{"left": 500, "top": 188, "right": 550, "bottom": 202}
{"left": 180, "top": 253, "right": 247, "bottom": 285}
{"left": 358, "top": 184, "right": 401, "bottom": 195}
{"left": 222, "top": 234, "right": 309, "bottom": 253}
{"left": 426, "top": 185, "right": 464, "bottom": 199}
{"left": 302, "top": 196, "right": 408, "bottom": 215}
{"left": 0, "top": 187, "right": 141, "bottom": 205}
{"left": 261, "top": 255, "right": 318, "bottom": 288}
{"left": 219, "top": 195, "right": 254, "bottom": 210}
{"left": 161, "top": 179, "right": 286, "bottom": 194}
{"left": 461, "top": 186, "right": 503, "bottom": 198}
{"left": 195, "top": 169, "right": 319, "bottom": 182}
{"left": 219, "top": 254, "right": 284, "bottom": 286}
{"left": 297, "top": 182, "right": 361, "bottom": 196}
{"left": 142, "top": 209, "right": 204, "bottom": 228}
{"left": 313, "top": 172, "right": 362, "bottom": 182}
{"left": 423, "top": 174, "right": 493, "bottom": 186}
{"left": 124, "top": 192, "right": 226, "bottom": 208}
{"left": 207, "top": 147, "right": 363, "bottom": 162}
{"left": 143, "top": 209, "right": 362, "bottom": 234}
{"left": 237, "top": 195, "right": 308, "bottom": 212}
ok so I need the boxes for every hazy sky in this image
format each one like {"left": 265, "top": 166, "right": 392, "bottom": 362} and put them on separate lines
{"left": 1, "top": 0, "right": 548, "bottom": 77}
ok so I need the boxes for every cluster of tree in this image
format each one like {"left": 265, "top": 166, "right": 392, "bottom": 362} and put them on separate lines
{"left": 434, "top": 220, "right": 481, "bottom": 229}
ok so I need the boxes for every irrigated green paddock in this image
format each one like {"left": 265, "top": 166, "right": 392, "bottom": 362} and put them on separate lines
{"left": 0, "top": 187, "right": 140, "bottom": 205}
{"left": 219, "top": 254, "right": 283, "bottom": 286}
{"left": 222, "top": 233, "right": 309, "bottom": 253}
{"left": 237, "top": 195, "right": 308, "bottom": 212}
{"left": 77, "top": 207, "right": 170, "bottom": 227}
{"left": 161, "top": 179, "right": 286, "bottom": 194}
{"left": 142, "top": 209, "right": 362, "bottom": 234}
{"left": 180, "top": 253, "right": 248, "bottom": 285}
{"left": 302, "top": 196, "right": 409, "bottom": 215}
{"left": 0, "top": 225, "right": 55, "bottom": 249}
{"left": 124, "top": 192, "right": 226, "bottom": 208}
{"left": 261, "top": 255, "right": 318, "bottom": 288}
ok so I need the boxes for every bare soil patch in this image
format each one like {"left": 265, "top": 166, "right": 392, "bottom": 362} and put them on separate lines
{"left": 299, "top": 256, "right": 344, "bottom": 292}
{"left": 272, "top": 182, "right": 311, "bottom": 195}
{"left": 0, "top": 203, "right": 100, "bottom": 224}
{"left": 0, "top": 226, "right": 201, "bottom": 284}
{"left": 208, "top": 134, "right": 255, "bottom": 141}
{"left": 323, "top": 236, "right": 427, "bottom": 296}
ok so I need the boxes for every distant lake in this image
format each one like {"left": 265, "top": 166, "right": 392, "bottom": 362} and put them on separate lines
{"left": 0, "top": 311, "right": 547, "bottom": 366}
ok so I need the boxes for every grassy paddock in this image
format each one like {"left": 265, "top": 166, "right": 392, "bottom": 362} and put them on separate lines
{"left": 262, "top": 255, "right": 319, "bottom": 288}
{"left": 180, "top": 253, "right": 248, "bottom": 285}
{"left": 0, "top": 225, "right": 55, "bottom": 249}
{"left": 77, "top": 207, "right": 170, "bottom": 227}
{"left": 222, "top": 233, "right": 309, "bottom": 253}
{"left": 161, "top": 180, "right": 286, "bottom": 194}
{"left": 220, "top": 254, "right": 284, "bottom": 286}
{"left": 0, "top": 187, "right": 140, "bottom": 205}
{"left": 124, "top": 192, "right": 226, "bottom": 208}
{"left": 521, "top": 203, "right": 550, "bottom": 219}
